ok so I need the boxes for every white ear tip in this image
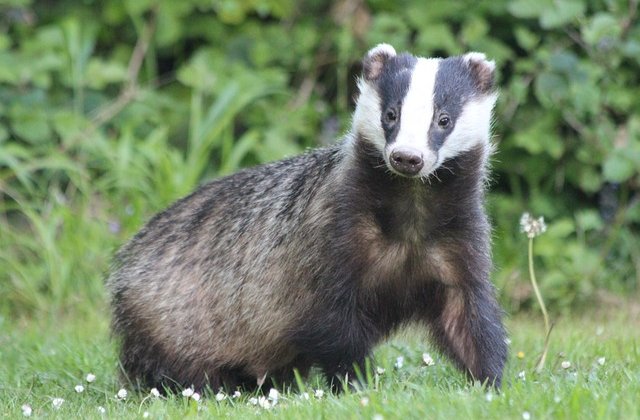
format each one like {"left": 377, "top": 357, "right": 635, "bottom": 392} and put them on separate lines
{"left": 465, "top": 52, "right": 495, "bottom": 71}
{"left": 368, "top": 43, "right": 396, "bottom": 58}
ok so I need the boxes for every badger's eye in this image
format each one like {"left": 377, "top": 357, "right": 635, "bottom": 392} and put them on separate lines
{"left": 385, "top": 108, "right": 397, "bottom": 123}
{"left": 438, "top": 114, "right": 451, "bottom": 128}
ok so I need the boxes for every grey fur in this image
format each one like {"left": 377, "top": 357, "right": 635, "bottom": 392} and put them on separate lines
{"left": 107, "top": 46, "right": 507, "bottom": 392}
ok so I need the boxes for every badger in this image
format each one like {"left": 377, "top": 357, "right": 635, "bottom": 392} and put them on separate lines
{"left": 107, "top": 44, "right": 508, "bottom": 392}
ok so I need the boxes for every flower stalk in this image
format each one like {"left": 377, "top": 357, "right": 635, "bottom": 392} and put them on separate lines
{"left": 520, "top": 212, "right": 552, "bottom": 372}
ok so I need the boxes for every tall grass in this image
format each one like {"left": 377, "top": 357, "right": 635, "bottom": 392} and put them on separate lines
{"left": 0, "top": 63, "right": 274, "bottom": 318}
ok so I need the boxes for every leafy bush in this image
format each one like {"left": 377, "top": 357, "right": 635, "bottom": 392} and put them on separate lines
{"left": 0, "top": 0, "right": 638, "bottom": 316}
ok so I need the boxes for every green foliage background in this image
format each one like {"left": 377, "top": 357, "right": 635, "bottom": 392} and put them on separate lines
{"left": 0, "top": 0, "right": 638, "bottom": 318}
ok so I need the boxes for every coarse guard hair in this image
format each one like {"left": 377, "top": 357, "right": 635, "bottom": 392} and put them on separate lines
{"left": 107, "top": 44, "right": 507, "bottom": 394}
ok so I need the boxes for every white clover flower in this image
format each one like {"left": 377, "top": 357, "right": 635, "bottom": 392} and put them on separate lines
{"left": 233, "top": 390, "right": 241, "bottom": 398}
{"left": 192, "top": 392, "right": 201, "bottom": 402}
{"left": 422, "top": 353, "right": 435, "bottom": 366}
{"left": 518, "top": 370, "right": 526, "bottom": 380}
{"left": 249, "top": 397, "right": 258, "bottom": 405}
{"left": 86, "top": 373, "right": 96, "bottom": 383}
{"left": 376, "top": 367, "right": 385, "bottom": 375}
{"left": 150, "top": 388, "right": 160, "bottom": 397}
{"left": 597, "top": 357, "right": 605, "bottom": 366}
{"left": 520, "top": 213, "right": 547, "bottom": 238}
{"left": 394, "top": 356, "right": 404, "bottom": 369}
{"left": 97, "top": 406, "right": 106, "bottom": 414}
{"left": 522, "top": 411, "right": 531, "bottom": 420}
{"left": 314, "top": 389, "right": 324, "bottom": 398}
{"left": 116, "top": 388, "right": 127, "bottom": 400}
{"left": 21, "top": 404, "right": 32, "bottom": 417}
{"left": 561, "top": 361, "right": 571, "bottom": 369}
{"left": 143, "top": 412, "right": 150, "bottom": 418}
{"left": 52, "top": 398, "right": 65, "bottom": 409}
{"left": 360, "top": 397, "right": 369, "bottom": 406}
{"left": 75, "top": 385, "right": 85, "bottom": 393}
{"left": 268, "top": 388, "right": 279, "bottom": 401}
{"left": 215, "top": 392, "right": 225, "bottom": 401}
{"left": 257, "top": 396, "right": 271, "bottom": 409}
{"left": 181, "top": 388, "right": 194, "bottom": 398}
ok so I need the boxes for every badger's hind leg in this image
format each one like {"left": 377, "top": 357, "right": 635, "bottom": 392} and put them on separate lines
{"left": 428, "top": 282, "right": 507, "bottom": 387}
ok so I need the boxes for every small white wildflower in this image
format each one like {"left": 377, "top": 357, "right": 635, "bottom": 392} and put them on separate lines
{"left": 518, "top": 370, "right": 526, "bottom": 380}
{"left": 314, "top": 389, "right": 324, "bottom": 398}
{"left": 561, "top": 361, "right": 571, "bottom": 369}
{"left": 21, "top": 404, "right": 32, "bottom": 417}
{"left": 249, "top": 397, "right": 258, "bottom": 405}
{"left": 268, "top": 388, "right": 279, "bottom": 401}
{"left": 301, "top": 392, "right": 310, "bottom": 400}
{"left": 258, "top": 396, "right": 271, "bottom": 409}
{"left": 142, "top": 412, "right": 150, "bottom": 418}
{"left": 597, "top": 357, "right": 605, "bottom": 366}
{"left": 520, "top": 213, "right": 547, "bottom": 238}
{"left": 553, "top": 396, "right": 561, "bottom": 403}
{"left": 360, "top": 397, "right": 370, "bottom": 406}
{"left": 75, "top": 385, "right": 85, "bottom": 393}
{"left": 97, "top": 406, "right": 106, "bottom": 414}
{"left": 215, "top": 392, "right": 225, "bottom": 401}
{"left": 422, "top": 353, "right": 435, "bottom": 366}
{"left": 52, "top": 398, "right": 65, "bottom": 409}
{"left": 373, "top": 414, "right": 384, "bottom": 420}
{"left": 522, "top": 411, "right": 531, "bottom": 420}
{"left": 394, "top": 356, "right": 404, "bottom": 369}
{"left": 485, "top": 392, "right": 494, "bottom": 402}
{"left": 86, "top": 373, "right": 96, "bottom": 383}
{"left": 150, "top": 387, "right": 160, "bottom": 397}
{"left": 192, "top": 392, "right": 201, "bottom": 402}
{"left": 376, "top": 367, "right": 385, "bottom": 375}
{"left": 181, "top": 388, "right": 194, "bottom": 398}
{"left": 116, "top": 388, "right": 127, "bottom": 400}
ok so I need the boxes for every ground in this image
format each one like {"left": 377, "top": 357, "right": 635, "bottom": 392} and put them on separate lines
{"left": 1, "top": 306, "right": 638, "bottom": 419}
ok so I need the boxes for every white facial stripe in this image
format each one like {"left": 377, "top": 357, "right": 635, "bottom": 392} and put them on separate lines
{"left": 352, "top": 79, "right": 385, "bottom": 152}
{"left": 392, "top": 58, "right": 439, "bottom": 163}
{"left": 436, "top": 93, "right": 497, "bottom": 166}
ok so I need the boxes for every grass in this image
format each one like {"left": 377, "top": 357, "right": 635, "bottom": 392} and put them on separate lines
{"left": 1, "top": 308, "right": 639, "bottom": 419}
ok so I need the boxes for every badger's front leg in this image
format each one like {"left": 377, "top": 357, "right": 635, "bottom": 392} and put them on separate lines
{"left": 427, "top": 247, "right": 508, "bottom": 387}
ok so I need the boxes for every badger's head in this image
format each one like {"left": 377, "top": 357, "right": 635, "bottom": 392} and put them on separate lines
{"left": 351, "top": 44, "right": 497, "bottom": 179}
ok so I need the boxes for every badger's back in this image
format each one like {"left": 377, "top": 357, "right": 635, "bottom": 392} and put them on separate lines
{"left": 108, "top": 146, "right": 342, "bottom": 389}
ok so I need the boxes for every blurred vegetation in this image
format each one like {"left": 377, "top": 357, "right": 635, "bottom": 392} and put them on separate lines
{"left": 0, "top": 0, "right": 638, "bottom": 318}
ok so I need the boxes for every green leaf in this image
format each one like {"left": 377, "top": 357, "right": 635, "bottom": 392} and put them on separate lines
{"left": 8, "top": 105, "right": 51, "bottom": 144}
{"left": 603, "top": 151, "right": 636, "bottom": 182}
{"left": 507, "top": 0, "right": 552, "bottom": 18}
{"left": 582, "top": 13, "right": 621, "bottom": 46}
{"left": 540, "top": 0, "right": 585, "bottom": 28}
{"left": 514, "top": 26, "right": 540, "bottom": 50}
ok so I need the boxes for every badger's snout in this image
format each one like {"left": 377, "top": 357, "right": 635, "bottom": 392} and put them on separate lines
{"left": 389, "top": 147, "right": 424, "bottom": 176}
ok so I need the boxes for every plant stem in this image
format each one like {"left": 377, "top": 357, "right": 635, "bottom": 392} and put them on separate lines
{"left": 528, "top": 237, "right": 552, "bottom": 372}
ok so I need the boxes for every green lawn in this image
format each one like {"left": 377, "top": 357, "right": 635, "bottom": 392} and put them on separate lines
{"left": 1, "top": 308, "right": 638, "bottom": 419}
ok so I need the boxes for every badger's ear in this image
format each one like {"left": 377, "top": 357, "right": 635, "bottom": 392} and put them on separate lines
{"left": 464, "top": 52, "right": 496, "bottom": 93}
{"left": 363, "top": 43, "right": 396, "bottom": 82}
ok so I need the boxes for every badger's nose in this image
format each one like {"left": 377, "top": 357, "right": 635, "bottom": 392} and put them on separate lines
{"left": 390, "top": 147, "right": 424, "bottom": 176}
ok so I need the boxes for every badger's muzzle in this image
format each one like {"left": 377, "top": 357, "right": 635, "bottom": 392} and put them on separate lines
{"left": 390, "top": 146, "right": 424, "bottom": 176}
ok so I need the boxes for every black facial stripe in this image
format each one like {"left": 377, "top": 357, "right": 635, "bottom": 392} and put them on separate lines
{"left": 374, "top": 53, "right": 417, "bottom": 145}
{"left": 429, "top": 57, "right": 478, "bottom": 151}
